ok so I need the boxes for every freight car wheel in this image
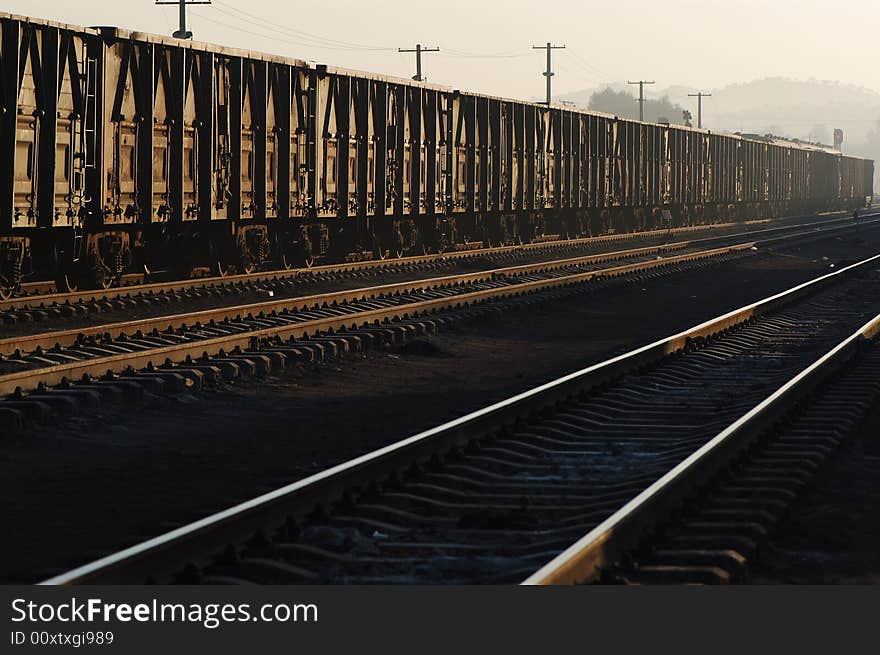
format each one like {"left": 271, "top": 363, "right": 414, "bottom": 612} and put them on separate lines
{"left": 212, "top": 261, "right": 230, "bottom": 278}
{"left": 90, "top": 268, "right": 115, "bottom": 291}
{"left": 279, "top": 244, "right": 314, "bottom": 270}
{"left": 54, "top": 272, "right": 78, "bottom": 294}
{"left": 88, "top": 260, "right": 117, "bottom": 291}
{"left": 53, "top": 243, "right": 79, "bottom": 293}
{"left": 282, "top": 254, "right": 315, "bottom": 270}
{"left": 0, "top": 269, "right": 16, "bottom": 299}
{"left": 373, "top": 237, "right": 389, "bottom": 261}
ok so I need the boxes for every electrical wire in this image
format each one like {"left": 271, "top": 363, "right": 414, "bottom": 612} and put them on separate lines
{"left": 189, "top": 7, "right": 391, "bottom": 52}
{"left": 554, "top": 59, "right": 610, "bottom": 85}
{"left": 562, "top": 51, "right": 617, "bottom": 84}
{"left": 210, "top": 0, "right": 396, "bottom": 51}
{"left": 157, "top": 4, "right": 176, "bottom": 35}
{"left": 211, "top": 2, "right": 537, "bottom": 60}
{"left": 441, "top": 47, "right": 531, "bottom": 59}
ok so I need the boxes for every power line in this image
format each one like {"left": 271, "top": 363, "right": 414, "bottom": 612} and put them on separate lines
{"left": 188, "top": 8, "right": 392, "bottom": 52}
{"left": 399, "top": 44, "right": 440, "bottom": 82}
{"left": 210, "top": 0, "right": 395, "bottom": 51}
{"left": 211, "top": 0, "right": 378, "bottom": 49}
{"left": 157, "top": 4, "right": 176, "bottom": 35}
{"left": 555, "top": 58, "right": 614, "bottom": 86}
{"left": 441, "top": 48, "right": 530, "bottom": 59}
{"left": 163, "top": 3, "right": 620, "bottom": 97}
{"left": 211, "top": 4, "right": 537, "bottom": 61}
{"left": 565, "top": 51, "right": 616, "bottom": 84}
{"left": 532, "top": 42, "right": 565, "bottom": 105}
{"left": 628, "top": 80, "right": 655, "bottom": 121}
{"left": 187, "top": 10, "right": 319, "bottom": 47}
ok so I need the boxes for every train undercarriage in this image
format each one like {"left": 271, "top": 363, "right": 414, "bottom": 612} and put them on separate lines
{"left": 0, "top": 197, "right": 863, "bottom": 300}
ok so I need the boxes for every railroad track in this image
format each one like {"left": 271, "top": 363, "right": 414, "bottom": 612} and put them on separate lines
{"left": 587, "top": 347, "right": 880, "bottom": 584}
{"left": 0, "top": 235, "right": 728, "bottom": 326}
{"left": 2, "top": 215, "right": 875, "bottom": 405}
{"left": 0, "top": 241, "right": 749, "bottom": 398}
{"left": 1, "top": 210, "right": 868, "bottom": 319}
{"left": 42, "top": 250, "right": 880, "bottom": 585}
{"left": 529, "top": 309, "right": 880, "bottom": 585}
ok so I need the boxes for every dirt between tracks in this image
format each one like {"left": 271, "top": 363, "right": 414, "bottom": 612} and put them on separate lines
{"left": 2, "top": 229, "right": 880, "bottom": 583}
{"left": 749, "top": 406, "right": 880, "bottom": 584}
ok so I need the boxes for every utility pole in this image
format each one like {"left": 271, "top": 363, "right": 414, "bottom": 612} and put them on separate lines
{"left": 628, "top": 80, "right": 655, "bottom": 121}
{"left": 688, "top": 92, "right": 712, "bottom": 129}
{"left": 399, "top": 44, "right": 440, "bottom": 82}
{"left": 532, "top": 42, "right": 565, "bottom": 105}
{"left": 156, "top": 0, "right": 212, "bottom": 39}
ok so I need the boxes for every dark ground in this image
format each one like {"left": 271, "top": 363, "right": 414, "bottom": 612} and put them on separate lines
{"left": 750, "top": 406, "right": 880, "bottom": 584}
{"left": 2, "top": 227, "right": 880, "bottom": 583}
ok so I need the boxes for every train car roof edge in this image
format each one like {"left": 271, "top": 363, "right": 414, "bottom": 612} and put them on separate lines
{"left": 0, "top": 11, "right": 873, "bottom": 163}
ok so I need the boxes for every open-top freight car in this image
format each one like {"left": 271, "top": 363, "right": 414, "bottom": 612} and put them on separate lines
{"left": 0, "top": 12, "right": 873, "bottom": 298}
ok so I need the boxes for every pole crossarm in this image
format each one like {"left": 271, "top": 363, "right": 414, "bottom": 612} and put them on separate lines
{"left": 399, "top": 45, "right": 440, "bottom": 82}
{"left": 688, "top": 92, "right": 712, "bottom": 128}
{"left": 628, "top": 80, "right": 655, "bottom": 121}
{"left": 532, "top": 43, "right": 565, "bottom": 105}
{"left": 156, "top": 0, "right": 212, "bottom": 40}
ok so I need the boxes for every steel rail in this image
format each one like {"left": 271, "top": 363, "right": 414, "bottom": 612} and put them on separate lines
{"left": 4, "top": 224, "right": 732, "bottom": 309}
{"left": 4, "top": 219, "right": 771, "bottom": 307}
{"left": 0, "top": 239, "right": 707, "bottom": 356}
{"left": 5, "top": 214, "right": 876, "bottom": 361}
{"left": 41, "top": 251, "right": 880, "bottom": 585}
{"left": 3, "top": 210, "right": 869, "bottom": 312}
{"left": 0, "top": 242, "right": 750, "bottom": 396}
{"left": 523, "top": 304, "right": 880, "bottom": 585}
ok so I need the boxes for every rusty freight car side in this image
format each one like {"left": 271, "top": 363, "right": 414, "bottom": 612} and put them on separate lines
{"left": 0, "top": 12, "right": 874, "bottom": 296}
{"left": 0, "top": 14, "right": 101, "bottom": 297}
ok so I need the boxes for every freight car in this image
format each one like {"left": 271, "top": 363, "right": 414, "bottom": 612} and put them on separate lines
{"left": 0, "top": 12, "right": 874, "bottom": 298}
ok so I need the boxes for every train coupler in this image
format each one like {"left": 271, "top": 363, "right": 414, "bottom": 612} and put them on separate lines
{"left": 237, "top": 225, "right": 271, "bottom": 273}
{"left": 86, "top": 231, "right": 132, "bottom": 288}
{"left": 0, "top": 237, "right": 29, "bottom": 299}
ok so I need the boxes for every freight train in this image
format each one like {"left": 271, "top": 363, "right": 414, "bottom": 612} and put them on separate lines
{"left": 0, "top": 12, "right": 874, "bottom": 298}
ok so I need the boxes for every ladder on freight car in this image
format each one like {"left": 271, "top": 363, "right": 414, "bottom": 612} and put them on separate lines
{"left": 71, "top": 53, "right": 98, "bottom": 207}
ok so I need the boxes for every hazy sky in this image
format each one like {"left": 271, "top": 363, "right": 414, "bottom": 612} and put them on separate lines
{"left": 4, "top": 0, "right": 878, "bottom": 101}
